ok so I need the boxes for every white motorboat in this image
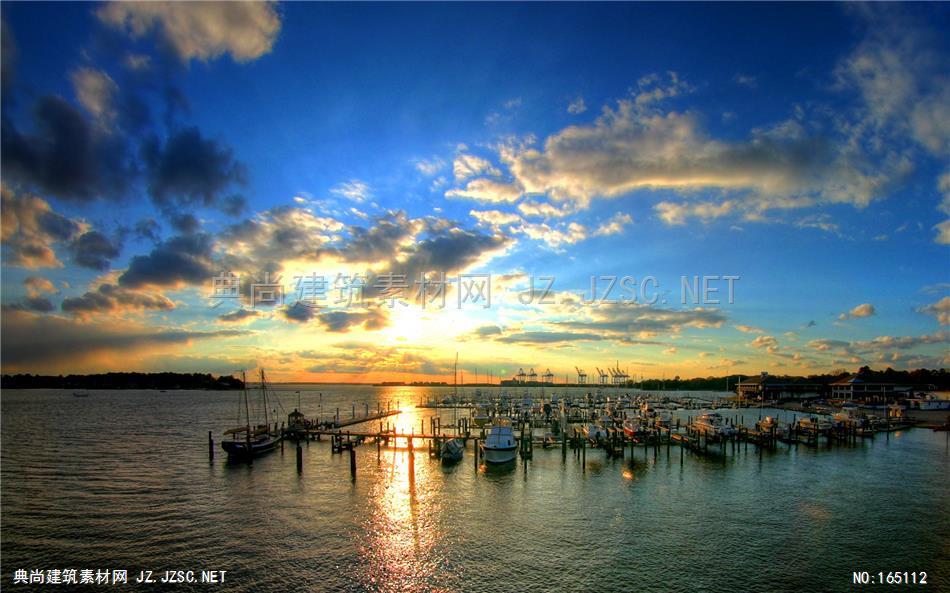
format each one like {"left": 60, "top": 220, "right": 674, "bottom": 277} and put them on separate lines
{"left": 480, "top": 418, "right": 517, "bottom": 463}
{"left": 797, "top": 416, "right": 833, "bottom": 432}
{"left": 692, "top": 412, "right": 736, "bottom": 438}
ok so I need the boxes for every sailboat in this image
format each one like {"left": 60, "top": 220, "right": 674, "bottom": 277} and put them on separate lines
{"left": 221, "top": 369, "right": 282, "bottom": 459}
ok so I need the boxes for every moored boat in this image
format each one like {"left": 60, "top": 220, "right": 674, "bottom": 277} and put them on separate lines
{"left": 221, "top": 369, "right": 282, "bottom": 460}
{"left": 692, "top": 412, "right": 736, "bottom": 438}
{"left": 480, "top": 418, "right": 517, "bottom": 463}
{"left": 440, "top": 438, "right": 464, "bottom": 463}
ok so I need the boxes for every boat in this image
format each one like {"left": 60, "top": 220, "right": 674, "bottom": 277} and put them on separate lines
{"left": 221, "top": 369, "right": 282, "bottom": 459}
{"left": 440, "top": 438, "right": 464, "bottom": 463}
{"left": 473, "top": 402, "right": 491, "bottom": 427}
{"left": 583, "top": 415, "right": 613, "bottom": 443}
{"left": 692, "top": 412, "right": 736, "bottom": 438}
{"left": 622, "top": 418, "right": 647, "bottom": 440}
{"left": 72, "top": 390, "right": 90, "bottom": 398}
{"left": 480, "top": 418, "right": 517, "bottom": 463}
{"left": 755, "top": 416, "right": 780, "bottom": 432}
{"left": 797, "top": 416, "right": 833, "bottom": 432}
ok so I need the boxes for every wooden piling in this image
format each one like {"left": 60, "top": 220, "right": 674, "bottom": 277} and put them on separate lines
{"left": 349, "top": 447, "right": 357, "bottom": 480}
{"left": 296, "top": 444, "right": 303, "bottom": 473}
{"left": 208, "top": 431, "right": 214, "bottom": 462}
{"left": 581, "top": 434, "right": 586, "bottom": 471}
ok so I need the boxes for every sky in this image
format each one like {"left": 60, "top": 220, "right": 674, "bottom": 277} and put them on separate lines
{"left": 1, "top": 2, "right": 948, "bottom": 382}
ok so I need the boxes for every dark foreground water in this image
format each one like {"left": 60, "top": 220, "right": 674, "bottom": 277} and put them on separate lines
{"left": 2, "top": 386, "right": 948, "bottom": 592}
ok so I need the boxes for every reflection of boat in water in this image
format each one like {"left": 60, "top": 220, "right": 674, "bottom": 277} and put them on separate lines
{"left": 440, "top": 438, "right": 464, "bottom": 463}
{"left": 481, "top": 418, "right": 517, "bottom": 463}
{"left": 221, "top": 369, "right": 282, "bottom": 459}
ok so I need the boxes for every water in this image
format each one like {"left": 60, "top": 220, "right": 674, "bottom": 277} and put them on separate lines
{"left": 2, "top": 386, "right": 948, "bottom": 592}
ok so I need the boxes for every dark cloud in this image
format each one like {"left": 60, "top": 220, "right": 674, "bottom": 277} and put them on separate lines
{"left": 1, "top": 96, "right": 136, "bottom": 201}
{"left": 61, "top": 283, "right": 174, "bottom": 316}
{"left": 497, "top": 331, "right": 603, "bottom": 344}
{"left": 219, "top": 205, "right": 342, "bottom": 273}
{"left": 553, "top": 304, "right": 727, "bottom": 337}
{"left": 143, "top": 127, "right": 247, "bottom": 213}
{"left": 2, "top": 296, "right": 55, "bottom": 313}
{"left": 282, "top": 303, "right": 315, "bottom": 323}
{"left": 119, "top": 232, "right": 215, "bottom": 288}
{"left": 318, "top": 309, "right": 389, "bottom": 333}
{"left": 169, "top": 212, "right": 201, "bottom": 234}
{"left": 341, "top": 212, "right": 419, "bottom": 262}
{"left": 134, "top": 218, "right": 161, "bottom": 243}
{"left": 475, "top": 325, "right": 503, "bottom": 336}
{"left": 0, "top": 308, "right": 247, "bottom": 370}
{"left": 69, "top": 230, "right": 122, "bottom": 270}
{"left": 217, "top": 308, "right": 261, "bottom": 323}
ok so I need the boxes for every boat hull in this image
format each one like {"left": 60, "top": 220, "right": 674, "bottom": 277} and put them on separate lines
{"left": 481, "top": 445, "right": 517, "bottom": 464}
{"left": 221, "top": 435, "right": 281, "bottom": 459}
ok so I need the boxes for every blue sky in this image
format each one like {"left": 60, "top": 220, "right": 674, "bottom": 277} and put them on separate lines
{"left": 1, "top": 2, "right": 947, "bottom": 380}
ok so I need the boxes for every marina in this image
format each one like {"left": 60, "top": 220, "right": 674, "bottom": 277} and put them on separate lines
{"left": 2, "top": 2, "right": 949, "bottom": 591}
{"left": 2, "top": 385, "right": 947, "bottom": 592}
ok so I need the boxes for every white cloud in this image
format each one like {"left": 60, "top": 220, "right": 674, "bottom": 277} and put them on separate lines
{"left": 733, "top": 73, "right": 758, "bottom": 89}
{"left": 513, "top": 221, "right": 586, "bottom": 249}
{"left": 453, "top": 154, "right": 501, "bottom": 182}
{"left": 331, "top": 180, "right": 371, "bottom": 203}
{"left": 917, "top": 296, "right": 950, "bottom": 326}
{"left": 517, "top": 200, "right": 573, "bottom": 219}
{"left": 655, "top": 200, "right": 736, "bottom": 225}
{"left": 749, "top": 335, "right": 779, "bottom": 354}
{"left": 592, "top": 212, "right": 632, "bottom": 237}
{"left": 735, "top": 324, "right": 764, "bottom": 334}
{"left": 507, "top": 98, "right": 896, "bottom": 210}
{"left": 839, "top": 303, "right": 876, "bottom": 320}
{"left": 70, "top": 68, "right": 118, "bottom": 122}
{"left": 567, "top": 97, "right": 587, "bottom": 114}
{"left": 469, "top": 209, "right": 521, "bottom": 227}
{"left": 98, "top": 1, "right": 281, "bottom": 63}
{"left": 414, "top": 157, "right": 445, "bottom": 176}
{"left": 445, "top": 178, "right": 522, "bottom": 203}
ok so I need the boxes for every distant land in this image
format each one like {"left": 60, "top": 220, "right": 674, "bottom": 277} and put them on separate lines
{"left": 1, "top": 372, "right": 244, "bottom": 390}
{"left": 2, "top": 367, "right": 947, "bottom": 391}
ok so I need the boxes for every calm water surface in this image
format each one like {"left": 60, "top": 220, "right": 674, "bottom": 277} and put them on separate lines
{"left": 2, "top": 386, "right": 948, "bottom": 592}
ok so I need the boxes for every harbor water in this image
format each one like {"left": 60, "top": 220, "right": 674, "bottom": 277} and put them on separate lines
{"left": 2, "top": 386, "right": 948, "bottom": 592}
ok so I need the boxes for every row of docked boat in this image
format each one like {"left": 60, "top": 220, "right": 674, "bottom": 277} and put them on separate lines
{"left": 440, "top": 417, "right": 518, "bottom": 464}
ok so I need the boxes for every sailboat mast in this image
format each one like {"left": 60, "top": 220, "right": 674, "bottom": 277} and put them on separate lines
{"left": 454, "top": 352, "right": 458, "bottom": 398}
{"left": 260, "top": 369, "right": 269, "bottom": 427}
{"left": 242, "top": 370, "right": 251, "bottom": 446}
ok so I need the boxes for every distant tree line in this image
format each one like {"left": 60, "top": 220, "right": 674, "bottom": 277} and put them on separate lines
{"left": 635, "top": 367, "right": 949, "bottom": 391}
{"left": 1, "top": 372, "right": 244, "bottom": 390}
